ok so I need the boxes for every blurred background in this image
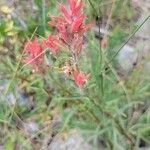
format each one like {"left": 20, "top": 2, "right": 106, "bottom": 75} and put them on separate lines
{"left": 0, "top": 0, "right": 150, "bottom": 149}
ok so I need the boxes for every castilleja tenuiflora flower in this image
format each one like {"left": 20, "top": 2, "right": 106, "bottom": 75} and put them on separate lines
{"left": 24, "top": 38, "right": 45, "bottom": 73}
{"left": 73, "top": 69, "right": 89, "bottom": 87}
{"left": 48, "top": 0, "right": 93, "bottom": 55}
{"left": 24, "top": 0, "right": 92, "bottom": 87}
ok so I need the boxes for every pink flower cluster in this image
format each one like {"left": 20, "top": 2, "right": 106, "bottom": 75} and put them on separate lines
{"left": 23, "top": 0, "right": 92, "bottom": 87}
{"left": 24, "top": 38, "right": 44, "bottom": 73}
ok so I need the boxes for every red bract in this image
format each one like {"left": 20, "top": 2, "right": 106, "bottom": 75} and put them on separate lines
{"left": 60, "top": 4, "right": 72, "bottom": 23}
{"left": 22, "top": 0, "right": 92, "bottom": 88}
{"left": 73, "top": 70, "right": 89, "bottom": 87}
{"left": 48, "top": 0, "right": 93, "bottom": 54}
{"left": 69, "top": 0, "right": 83, "bottom": 17}
{"left": 47, "top": 0, "right": 92, "bottom": 87}
{"left": 43, "top": 35, "right": 61, "bottom": 54}
{"left": 24, "top": 38, "right": 44, "bottom": 72}
{"left": 71, "top": 15, "right": 85, "bottom": 32}
{"left": 81, "top": 23, "right": 93, "bottom": 33}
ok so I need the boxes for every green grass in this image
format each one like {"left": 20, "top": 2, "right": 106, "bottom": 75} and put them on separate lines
{"left": 0, "top": 0, "right": 150, "bottom": 149}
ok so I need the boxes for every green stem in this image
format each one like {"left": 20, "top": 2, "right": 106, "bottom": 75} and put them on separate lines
{"left": 104, "top": 15, "right": 150, "bottom": 68}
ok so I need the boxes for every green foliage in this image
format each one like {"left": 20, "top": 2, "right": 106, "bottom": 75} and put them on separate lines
{"left": 0, "top": 0, "right": 149, "bottom": 149}
{"left": 109, "top": 25, "right": 127, "bottom": 49}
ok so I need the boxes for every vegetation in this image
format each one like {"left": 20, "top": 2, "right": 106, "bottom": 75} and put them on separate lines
{"left": 0, "top": 0, "right": 150, "bottom": 149}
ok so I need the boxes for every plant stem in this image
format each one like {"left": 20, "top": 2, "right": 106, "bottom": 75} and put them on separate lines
{"left": 104, "top": 15, "right": 150, "bottom": 68}
{"left": 90, "top": 98, "right": 135, "bottom": 146}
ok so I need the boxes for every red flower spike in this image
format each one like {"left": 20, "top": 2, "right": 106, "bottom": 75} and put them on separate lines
{"left": 73, "top": 70, "right": 89, "bottom": 87}
{"left": 48, "top": 0, "right": 92, "bottom": 51}
{"left": 23, "top": 0, "right": 93, "bottom": 80}
{"left": 24, "top": 38, "right": 44, "bottom": 72}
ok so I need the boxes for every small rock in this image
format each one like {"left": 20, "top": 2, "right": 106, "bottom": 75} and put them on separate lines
{"left": 24, "top": 121, "right": 39, "bottom": 134}
{"left": 118, "top": 45, "right": 138, "bottom": 73}
{"left": 0, "top": 145, "right": 4, "bottom": 150}
{"left": 6, "top": 92, "right": 16, "bottom": 105}
{"left": 48, "top": 130, "right": 92, "bottom": 150}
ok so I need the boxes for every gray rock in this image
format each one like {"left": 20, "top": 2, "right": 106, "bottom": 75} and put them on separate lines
{"left": 117, "top": 1, "right": 150, "bottom": 75}
{"left": 6, "top": 92, "right": 16, "bottom": 105}
{"left": 0, "top": 145, "right": 4, "bottom": 150}
{"left": 24, "top": 121, "right": 39, "bottom": 134}
{"left": 0, "top": 84, "right": 35, "bottom": 113}
{"left": 118, "top": 45, "right": 138, "bottom": 73}
{"left": 48, "top": 131, "right": 92, "bottom": 150}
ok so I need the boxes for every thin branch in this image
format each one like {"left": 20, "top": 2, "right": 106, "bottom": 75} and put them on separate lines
{"left": 104, "top": 15, "right": 150, "bottom": 68}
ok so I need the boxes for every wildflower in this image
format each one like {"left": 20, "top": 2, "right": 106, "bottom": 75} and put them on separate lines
{"left": 47, "top": 0, "right": 92, "bottom": 87}
{"left": 22, "top": 0, "right": 92, "bottom": 87}
{"left": 48, "top": 0, "right": 93, "bottom": 54}
{"left": 24, "top": 38, "right": 44, "bottom": 72}
{"left": 73, "top": 70, "right": 89, "bottom": 87}
{"left": 43, "top": 35, "right": 61, "bottom": 54}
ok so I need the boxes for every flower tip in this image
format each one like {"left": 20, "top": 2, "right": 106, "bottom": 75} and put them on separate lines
{"left": 73, "top": 70, "right": 89, "bottom": 87}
